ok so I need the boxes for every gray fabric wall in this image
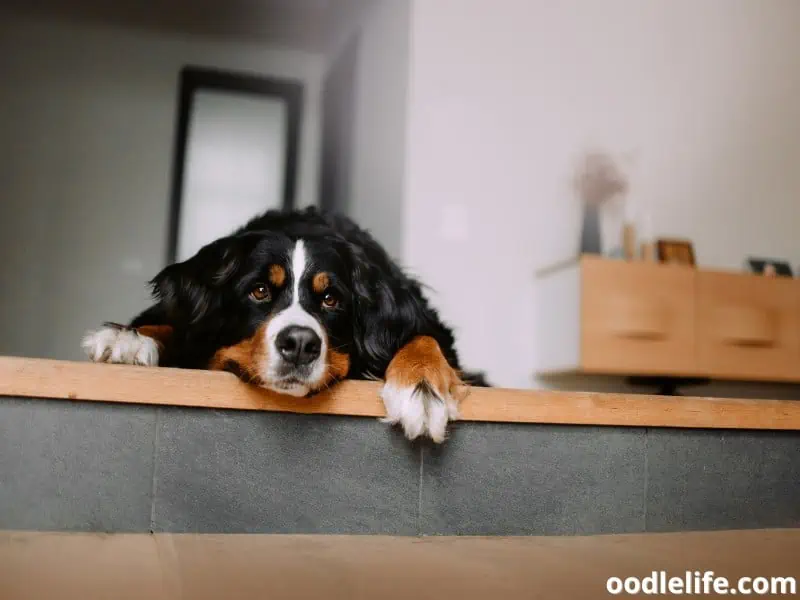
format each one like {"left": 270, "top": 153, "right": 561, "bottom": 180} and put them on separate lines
{"left": 1, "top": 397, "right": 798, "bottom": 535}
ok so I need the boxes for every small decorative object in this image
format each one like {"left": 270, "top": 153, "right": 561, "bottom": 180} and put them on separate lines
{"left": 574, "top": 151, "right": 628, "bottom": 255}
{"left": 622, "top": 223, "right": 637, "bottom": 260}
{"left": 747, "top": 257, "right": 793, "bottom": 277}
{"left": 656, "top": 239, "right": 696, "bottom": 266}
{"left": 579, "top": 201, "right": 602, "bottom": 254}
{"left": 639, "top": 212, "right": 655, "bottom": 261}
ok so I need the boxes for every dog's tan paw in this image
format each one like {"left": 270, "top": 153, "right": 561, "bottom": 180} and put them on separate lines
{"left": 380, "top": 336, "right": 463, "bottom": 443}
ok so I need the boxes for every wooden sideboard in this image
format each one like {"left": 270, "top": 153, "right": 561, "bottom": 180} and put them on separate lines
{"left": 536, "top": 256, "right": 800, "bottom": 383}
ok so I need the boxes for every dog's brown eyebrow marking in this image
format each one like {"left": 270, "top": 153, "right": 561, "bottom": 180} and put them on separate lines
{"left": 312, "top": 272, "right": 331, "bottom": 294}
{"left": 268, "top": 265, "right": 286, "bottom": 287}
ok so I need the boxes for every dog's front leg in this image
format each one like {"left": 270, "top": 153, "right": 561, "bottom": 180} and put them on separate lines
{"left": 380, "top": 336, "right": 464, "bottom": 443}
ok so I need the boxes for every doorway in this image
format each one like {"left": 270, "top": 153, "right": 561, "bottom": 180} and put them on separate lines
{"left": 167, "top": 67, "right": 303, "bottom": 264}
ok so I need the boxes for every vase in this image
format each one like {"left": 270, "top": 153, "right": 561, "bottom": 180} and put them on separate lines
{"left": 580, "top": 204, "right": 602, "bottom": 255}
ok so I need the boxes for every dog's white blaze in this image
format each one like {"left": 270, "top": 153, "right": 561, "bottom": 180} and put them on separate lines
{"left": 267, "top": 240, "right": 323, "bottom": 337}
{"left": 291, "top": 238, "right": 305, "bottom": 305}
{"left": 263, "top": 239, "right": 327, "bottom": 394}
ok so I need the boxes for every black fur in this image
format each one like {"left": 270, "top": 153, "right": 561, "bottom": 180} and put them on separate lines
{"left": 130, "top": 207, "right": 488, "bottom": 387}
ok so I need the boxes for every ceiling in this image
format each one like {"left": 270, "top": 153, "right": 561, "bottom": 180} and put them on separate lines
{"left": 0, "top": 0, "right": 375, "bottom": 53}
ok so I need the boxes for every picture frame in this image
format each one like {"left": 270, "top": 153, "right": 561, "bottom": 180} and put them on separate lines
{"left": 746, "top": 257, "right": 793, "bottom": 277}
{"left": 656, "top": 239, "right": 696, "bottom": 266}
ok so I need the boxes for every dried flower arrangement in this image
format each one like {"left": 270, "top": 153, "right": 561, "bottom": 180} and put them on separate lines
{"left": 573, "top": 151, "right": 629, "bottom": 207}
{"left": 573, "top": 151, "right": 630, "bottom": 255}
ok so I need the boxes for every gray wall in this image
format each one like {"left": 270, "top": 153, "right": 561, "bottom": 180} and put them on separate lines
{"left": 326, "top": 0, "right": 411, "bottom": 261}
{"left": 0, "top": 11, "right": 323, "bottom": 361}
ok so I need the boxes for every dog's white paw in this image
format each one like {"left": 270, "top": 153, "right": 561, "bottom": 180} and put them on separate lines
{"left": 380, "top": 381, "right": 460, "bottom": 443}
{"left": 81, "top": 326, "right": 159, "bottom": 366}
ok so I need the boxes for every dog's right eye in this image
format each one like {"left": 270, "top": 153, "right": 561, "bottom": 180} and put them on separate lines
{"left": 249, "top": 284, "right": 271, "bottom": 303}
{"left": 322, "top": 291, "right": 340, "bottom": 310}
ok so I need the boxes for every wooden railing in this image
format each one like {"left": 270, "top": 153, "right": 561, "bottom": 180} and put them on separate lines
{"left": 1, "top": 356, "right": 799, "bottom": 430}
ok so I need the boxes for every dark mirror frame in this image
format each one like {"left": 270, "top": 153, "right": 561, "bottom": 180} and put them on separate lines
{"left": 166, "top": 66, "right": 303, "bottom": 264}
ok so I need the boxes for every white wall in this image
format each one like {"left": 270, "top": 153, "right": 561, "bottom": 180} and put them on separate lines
{"left": 0, "top": 11, "right": 323, "bottom": 360}
{"left": 402, "top": 0, "right": 800, "bottom": 388}
{"left": 342, "top": 0, "right": 411, "bottom": 259}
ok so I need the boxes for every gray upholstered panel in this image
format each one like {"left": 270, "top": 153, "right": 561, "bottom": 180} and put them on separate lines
{"left": 1, "top": 397, "right": 798, "bottom": 535}
{"left": 152, "top": 408, "right": 421, "bottom": 534}
{"left": 419, "top": 423, "right": 647, "bottom": 535}
{"left": 0, "top": 398, "right": 155, "bottom": 531}
{"left": 645, "top": 428, "right": 800, "bottom": 531}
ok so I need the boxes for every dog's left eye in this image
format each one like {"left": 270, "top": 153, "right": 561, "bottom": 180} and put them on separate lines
{"left": 322, "top": 291, "right": 339, "bottom": 309}
{"left": 249, "top": 284, "right": 271, "bottom": 303}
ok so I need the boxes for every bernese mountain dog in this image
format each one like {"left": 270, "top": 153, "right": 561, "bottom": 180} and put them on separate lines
{"left": 82, "top": 207, "right": 487, "bottom": 443}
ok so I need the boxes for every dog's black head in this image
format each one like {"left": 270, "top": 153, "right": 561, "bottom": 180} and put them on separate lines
{"left": 152, "top": 229, "right": 363, "bottom": 396}
{"left": 146, "top": 207, "right": 477, "bottom": 394}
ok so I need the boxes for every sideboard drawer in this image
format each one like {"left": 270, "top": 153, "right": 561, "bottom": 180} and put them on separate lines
{"left": 696, "top": 271, "right": 799, "bottom": 381}
{"left": 581, "top": 259, "right": 698, "bottom": 375}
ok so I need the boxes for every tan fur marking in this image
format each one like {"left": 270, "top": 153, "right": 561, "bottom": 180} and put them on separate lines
{"left": 318, "top": 348, "right": 350, "bottom": 388}
{"left": 268, "top": 264, "right": 286, "bottom": 288}
{"left": 208, "top": 322, "right": 270, "bottom": 384}
{"left": 209, "top": 320, "right": 350, "bottom": 394}
{"left": 135, "top": 325, "right": 173, "bottom": 354}
{"left": 312, "top": 272, "right": 331, "bottom": 294}
{"left": 386, "top": 336, "right": 464, "bottom": 399}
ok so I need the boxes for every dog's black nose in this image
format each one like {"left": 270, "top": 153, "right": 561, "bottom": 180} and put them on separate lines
{"left": 275, "top": 326, "right": 321, "bottom": 366}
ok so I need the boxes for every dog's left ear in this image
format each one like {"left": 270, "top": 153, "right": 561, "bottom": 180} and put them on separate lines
{"left": 150, "top": 236, "right": 245, "bottom": 325}
{"left": 348, "top": 243, "right": 440, "bottom": 374}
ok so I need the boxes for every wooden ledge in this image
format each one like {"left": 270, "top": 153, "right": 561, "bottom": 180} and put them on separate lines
{"left": 2, "top": 530, "right": 798, "bottom": 599}
{"left": 1, "top": 356, "right": 799, "bottom": 430}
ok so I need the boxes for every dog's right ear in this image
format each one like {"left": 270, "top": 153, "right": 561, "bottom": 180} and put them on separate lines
{"left": 150, "top": 236, "right": 244, "bottom": 324}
